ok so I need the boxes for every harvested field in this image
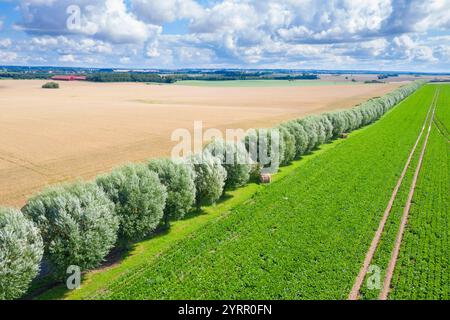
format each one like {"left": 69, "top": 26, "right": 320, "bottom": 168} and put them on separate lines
{"left": 0, "top": 79, "right": 404, "bottom": 206}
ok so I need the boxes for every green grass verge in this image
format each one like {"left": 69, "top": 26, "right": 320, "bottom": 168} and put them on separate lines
{"left": 69, "top": 85, "right": 434, "bottom": 300}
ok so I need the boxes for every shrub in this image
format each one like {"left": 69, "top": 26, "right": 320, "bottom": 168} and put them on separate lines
{"left": 244, "top": 128, "right": 283, "bottom": 173}
{"left": 148, "top": 158, "right": 196, "bottom": 225}
{"left": 0, "top": 208, "right": 43, "bottom": 300}
{"left": 325, "top": 112, "right": 347, "bottom": 138}
{"left": 248, "top": 161, "right": 263, "bottom": 181}
{"left": 298, "top": 117, "right": 320, "bottom": 151}
{"left": 342, "top": 109, "right": 359, "bottom": 131}
{"left": 318, "top": 115, "right": 334, "bottom": 141}
{"left": 42, "top": 82, "right": 59, "bottom": 89}
{"left": 281, "top": 121, "right": 309, "bottom": 158}
{"left": 189, "top": 152, "right": 227, "bottom": 209}
{"left": 97, "top": 164, "right": 167, "bottom": 241}
{"left": 22, "top": 182, "right": 118, "bottom": 278}
{"left": 205, "top": 139, "right": 251, "bottom": 190}
{"left": 351, "top": 109, "right": 364, "bottom": 129}
{"left": 277, "top": 126, "right": 296, "bottom": 165}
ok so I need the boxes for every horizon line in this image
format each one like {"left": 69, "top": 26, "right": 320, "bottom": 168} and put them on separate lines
{"left": 1, "top": 65, "right": 450, "bottom": 76}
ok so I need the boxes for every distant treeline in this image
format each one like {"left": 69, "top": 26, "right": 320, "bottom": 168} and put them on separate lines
{"left": 378, "top": 73, "right": 399, "bottom": 80}
{"left": 0, "top": 72, "right": 52, "bottom": 80}
{"left": 0, "top": 70, "right": 319, "bottom": 83}
{"left": 86, "top": 73, "right": 176, "bottom": 83}
{"left": 430, "top": 79, "right": 450, "bottom": 83}
{"left": 172, "top": 72, "right": 319, "bottom": 81}
{"left": 272, "top": 74, "right": 319, "bottom": 80}
{"left": 364, "top": 80, "right": 385, "bottom": 84}
{"left": 85, "top": 72, "right": 319, "bottom": 83}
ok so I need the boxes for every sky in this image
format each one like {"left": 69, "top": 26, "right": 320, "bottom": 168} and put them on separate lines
{"left": 0, "top": 0, "right": 449, "bottom": 72}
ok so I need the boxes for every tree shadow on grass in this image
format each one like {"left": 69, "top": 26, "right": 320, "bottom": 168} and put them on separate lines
{"left": 27, "top": 192, "right": 237, "bottom": 300}
{"left": 25, "top": 243, "right": 136, "bottom": 300}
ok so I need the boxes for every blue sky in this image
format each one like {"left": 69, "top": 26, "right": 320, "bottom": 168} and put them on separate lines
{"left": 0, "top": 0, "right": 449, "bottom": 71}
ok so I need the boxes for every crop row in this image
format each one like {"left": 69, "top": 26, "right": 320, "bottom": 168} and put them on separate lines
{"left": 358, "top": 87, "right": 438, "bottom": 300}
{"left": 389, "top": 85, "right": 449, "bottom": 300}
{"left": 360, "top": 84, "right": 448, "bottom": 300}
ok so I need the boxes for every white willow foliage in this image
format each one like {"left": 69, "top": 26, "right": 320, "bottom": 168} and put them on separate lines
{"left": 325, "top": 112, "right": 347, "bottom": 138}
{"left": 281, "top": 80, "right": 425, "bottom": 158}
{"left": 189, "top": 151, "right": 227, "bottom": 208}
{"left": 280, "top": 121, "right": 309, "bottom": 158}
{"left": 0, "top": 208, "right": 43, "bottom": 300}
{"left": 245, "top": 81, "right": 423, "bottom": 171}
{"left": 205, "top": 139, "right": 251, "bottom": 190}
{"left": 22, "top": 182, "right": 118, "bottom": 278}
{"left": 244, "top": 128, "right": 283, "bottom": 173}
{"left": 318, "top": 115, "right": 334, "bottom": 141}
{"left": 351, "top": 109, "right": 364, "bottom": 129}
{"left": 278, "top": 126, "right": 296, "bottom": 165}
{"left": 343, "top": 109, "right": 360, "bottom": 131}
{"left": 297, "top": 116, "right": 321, "bottom": 151}
{"left": 148, "top": 158, "right": 196, "bottom": 223}
{"left": 97, "top": 164, "right": 167, "bottom": 241}
{"left": 349, "top": 79, "right": 426, "bottom": 129}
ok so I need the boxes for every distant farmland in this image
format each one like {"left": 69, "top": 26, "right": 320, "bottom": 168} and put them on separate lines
{"left": 173, "top": 80, "right": 360, "bottom": 87}
{"left": 0, "top": 79, "right": 403, "bottom": 206}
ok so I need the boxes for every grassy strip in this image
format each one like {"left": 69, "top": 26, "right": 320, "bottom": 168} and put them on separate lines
{"left": 85, "top": 86, "right": 433, "bottom": 300}
{"left": 389, "top": 85, "right": 449, "bottom": 299}
{"left": 36, "top": 139, "right": 344, "bottom": 300}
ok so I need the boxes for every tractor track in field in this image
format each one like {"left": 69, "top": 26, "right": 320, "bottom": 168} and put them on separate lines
{"left": 379, "top": 89, "right": 439, "bottom": 300}
{"left": 348, "top": 88, "right": 440, "bottom": 300}
{"left": 433, "top": 117, "right": 450, "bottom": 141}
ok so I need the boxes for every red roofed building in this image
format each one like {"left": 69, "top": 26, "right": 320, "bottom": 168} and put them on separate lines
{"left": 51, "top": 75, "right": 87, "bottom": 81}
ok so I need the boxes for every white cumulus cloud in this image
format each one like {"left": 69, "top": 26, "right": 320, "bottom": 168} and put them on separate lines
{"left": 0, "top": 51, "right": 19, "bottom": 62}
{"left": 3, "top": 0, "right": 449, "bottom": 70}
{"left": 18, "top": 0, "right": 157, "bottom": 44}
{"left": 0, "top": 38, "right": 12, "bottom": 48}
{"left": 58, "top": 54, "right": 76, "bottom": 62}
{"left": 131, "top": 0, "right": 203, "bottom": 24}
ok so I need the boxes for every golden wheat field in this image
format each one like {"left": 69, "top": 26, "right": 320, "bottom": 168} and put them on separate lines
{"left": 0, "top": 79, "right": 404, "bottom": 206}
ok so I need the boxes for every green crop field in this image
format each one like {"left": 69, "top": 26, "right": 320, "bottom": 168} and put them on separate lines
{"left": 389, "top": 85, "right": 449, "bottom": 300}
{"left": 173, "top": 80, "right": 360, "bottom": 87}
{"left": 38, "top": 85, "right": 439, "bottom": 300}
{"left": 361, "top": 85, "right": 450, "bottom": 299}
{"left": 358, "top": 131, "right": 426, "bottom": 300}
{"left": 358, "top": 85, "right": 449, "bottom": 300}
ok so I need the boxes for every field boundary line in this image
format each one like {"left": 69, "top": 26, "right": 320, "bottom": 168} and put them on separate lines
{"left": 433, "top": 119, "right": 449, "bottom": 141}
{"left": 348, "top": 88, "right": 438, "bottom": 300}
{"left": 0, "top": 155, "right": 51, "bottom": 178}
{"left": 433, "top": 117, "right": 450, "bottom": 141}
{"left": 379, "top": 89, "right": 439, "bottom": 300}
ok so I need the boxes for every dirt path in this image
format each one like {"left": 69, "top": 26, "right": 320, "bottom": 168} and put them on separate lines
{"left": 348, "top": 88, "right": 438, "bottom": 300}
{"left": 379, "top": 90, "right": 439, "bottom": 300}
